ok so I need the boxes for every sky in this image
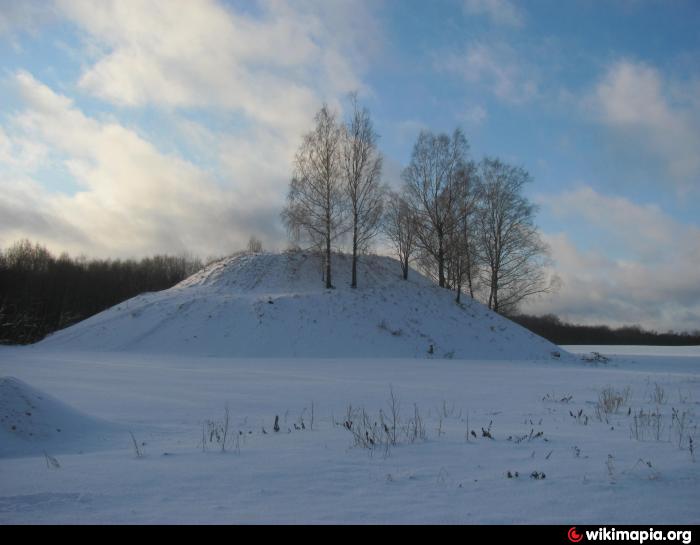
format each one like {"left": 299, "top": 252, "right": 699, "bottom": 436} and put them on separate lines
{"left": 1, "top": 0, "right": 699, "bottom": 332}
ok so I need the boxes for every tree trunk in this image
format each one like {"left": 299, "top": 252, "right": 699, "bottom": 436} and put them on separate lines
{"left": 325, "top": 211, "right": 332, "bottom": 289}
{"left": 465, "top": 234, "right": 474, "bottom": 297}
{"left": 437, "top": 236, "right": 445, "bottom": 288}
{"left": 351, "top": 214, "right": 358, "bottom": 288}
{"left": 491, "top": 270, "right": 499, "bottom": 312}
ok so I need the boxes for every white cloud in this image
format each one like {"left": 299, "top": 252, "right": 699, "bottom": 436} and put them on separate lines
{"left": 56, "top": 0, "right": 378, "bottom": 134}
{"left": 174, "top": 117, "right": 296, "bottom": 204}
{"left": 463, "top": 0, "right": 524, "bottom": 27}
{"left": 1, "top": 1, "right": 383, "bottom": 258}
{"left": 539, "top": 186, "right": 680, "bottom": 261}
{"left": 0, "top": 1, "right": 58, "bottom": 37}
{"left": 526, "top": 186, "right": 700, "bottom": 331}
{"left": 591, "top": 60, "right": 700, "bottom": 190}
{"left": 0, "top": 174, "right": 91, "bottom": 248}
{"left": 0, "top": 126, "right": 48, "bottom": 170}
{"left": 0, "top": 72, "right": 285, "bottom": 258}
{"left": 439, "top": 42, "right": 538, "bottom": 104}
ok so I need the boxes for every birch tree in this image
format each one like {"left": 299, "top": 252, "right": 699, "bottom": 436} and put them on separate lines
{"left": 282, "top": 105, "right": 345, "bottom": 289}
{"left": 341, "top": 96, "right": 385, "bottom": 288}
{"left": 402, "top": 129, "right": 470, "bottom": 288}
{"left": 445, "top": 164, "right": 479, "bottom": 303}
{"left": 474, "top": 157, "right": 551, "bottom": 314}
{"left": 384, "top": 190, "right": 418, "bottom": 280}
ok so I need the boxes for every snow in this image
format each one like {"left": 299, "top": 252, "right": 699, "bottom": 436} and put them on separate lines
{"left": 564, "top": 345, "right": 700, "bottom": 358}
{"left": 0, "top": 254, "right": 698, "bottom": 524}
{"left": 38, "top": 252, "right": 564, "bottom": 361}
{"left": 0, "top": 377, "right": 122, "bottom": 458}
{"left": 0, "top": 347, "right": 698, "bottom": 523}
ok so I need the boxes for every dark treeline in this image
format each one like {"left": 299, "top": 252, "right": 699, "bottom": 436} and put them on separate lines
{"left": 511, "top": 313, "right": 700, "bottom": 346}
{"left": 0, "top": 239, "right": 204, "bottom": 345}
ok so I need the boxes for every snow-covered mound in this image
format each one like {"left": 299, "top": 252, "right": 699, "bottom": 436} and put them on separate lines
{"left": 39, "top": 252, "right": 565, "bottom": 360}
{"left": 0, "top": 377, "right": 120, "bottom": 458}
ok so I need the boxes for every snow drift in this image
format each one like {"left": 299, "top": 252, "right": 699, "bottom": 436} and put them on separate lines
{"left": 39, "top": 252, "right": 564, "bottom": 360}
{"left": 0, "top": 377, "right": 120, "bottom": 458}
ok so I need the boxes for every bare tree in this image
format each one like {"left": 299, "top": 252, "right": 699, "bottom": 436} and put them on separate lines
{"left": 474, "top": 157, "right": 552, "bottom": 314}
{"left": 247, "top": 236, "right": 263, "bottom": 254}
{"left": 282, "top": 105, "right": 345, "bottom": 289}
{"left": 341, "top": 95, "right": 385, "bottom": 288}
{"left": 445, "top": 165, "right": 479, "bottom": 303}
{"left": 402, "top": 129, "right": 470, "bottom": 288}
{"left": 384, "top": 190, "right": 418, "bottom": 280}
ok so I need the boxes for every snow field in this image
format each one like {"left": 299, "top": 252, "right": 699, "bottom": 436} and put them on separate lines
{"left": 0, "top": 346, "right": 697, "bottom": 523}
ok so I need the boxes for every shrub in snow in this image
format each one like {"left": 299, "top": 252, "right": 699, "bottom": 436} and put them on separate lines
{"left": 595, "top": 386, "right": 630, "bottom": 422}
{"left": 201, "top": 406, "right": 231, "bottom": 452}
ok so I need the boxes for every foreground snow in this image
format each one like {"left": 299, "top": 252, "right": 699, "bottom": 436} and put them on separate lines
{"left": 0, "top": 345, "right": 698, "bottom": 524}
{"left": 0, "top": 377, "right": 121, "bottom": 458}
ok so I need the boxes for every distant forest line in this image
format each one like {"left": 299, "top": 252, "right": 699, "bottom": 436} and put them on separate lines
{"left": 1, "top": 239, "right": 698, "bottom": 346}
{"left": 509, "top": 314, "right": 699, "bottom": 347}
{"left": 0, "top": 240, "right": 203, "bottom": 345}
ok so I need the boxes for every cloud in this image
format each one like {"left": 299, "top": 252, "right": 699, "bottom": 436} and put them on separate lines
{"left": 439, "top": 42, "right": 538, "bottom": 104}
{"left": 461, "top": 105, "right": 487, "bottom": 126}
{"left": 1, "top": 1, "right": 383, "bottom": 258}
{"left": 526, "top": 186, "right": 700, "bottom": 331}
{"left": 590, "top": 60, "right": 700, "bottom": 190}
{"left": 0, "top": 72, "right": 285, "bottom": 258}
{"left": 463, "top": 0, "right": 524, "bottom": 27}
{"left": 539, "top": 186, "right": 681, "bottom": 261}
{"left": 0, "top": 1, "right": 58, "bottom": 38}
{"left": 0, "top": 175, "right": 91, "bottom": 248}
{"left": 0, "top": 126, "right": 48, "bottom": 170}
{"left": 56, "top": 0, "right": 379, "bottom": 134}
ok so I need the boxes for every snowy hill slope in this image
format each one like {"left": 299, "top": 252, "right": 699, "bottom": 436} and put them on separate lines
{"left": 0, "top": 377, "right": 121, "bottom": 458}
{"left": 39, "top": 252, "right": 565, "bottom": 360}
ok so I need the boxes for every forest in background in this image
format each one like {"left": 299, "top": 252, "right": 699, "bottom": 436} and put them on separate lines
{"left": 0, "top": 239, "right": 203, "bottom": 344}
{"left": 1, "top": 239, "right": 698, "bottom": 347}
{"left": 510, "top": 314, "right": 700, "bottom": 347}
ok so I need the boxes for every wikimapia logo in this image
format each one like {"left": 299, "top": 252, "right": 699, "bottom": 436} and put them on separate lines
{"left": 567, "top": 527, "right": 692, "bottom": 544}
